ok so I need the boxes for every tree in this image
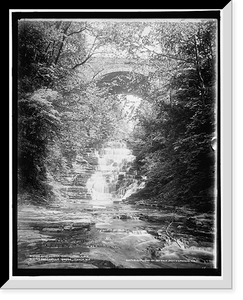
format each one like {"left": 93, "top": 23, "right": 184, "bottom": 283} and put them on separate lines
{"left": 17, "top": 20, "right": 125, "bottom": 198}
{"left": 18, "top": 89, "right": 61, "bottom": 195}
{"left": 128, "top": 21, "right": 217, "bottom": 210}
{"left": 17, "top": 20, "right": 89, "bottom": 198}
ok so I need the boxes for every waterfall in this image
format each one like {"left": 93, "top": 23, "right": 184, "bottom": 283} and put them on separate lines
{"left": 86, "top": 141, "right": 135, "bottom": 201}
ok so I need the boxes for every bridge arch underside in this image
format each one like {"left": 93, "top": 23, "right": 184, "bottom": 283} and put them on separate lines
{"left": 96, "top": 71, "right": 150, "bottom": 98}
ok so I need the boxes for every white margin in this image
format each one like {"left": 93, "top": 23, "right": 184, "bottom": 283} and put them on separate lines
{"left": 5, "top": 4, "right": 232, "bottom": 289}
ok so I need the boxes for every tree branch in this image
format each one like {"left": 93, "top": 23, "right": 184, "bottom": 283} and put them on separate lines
{"left": 193, "top": 35, "right": 205, "bottom": 90}
{"left": 71, "top": 35, "right": 99, "bottom": 70}
{"left": 92, "top": 68, "right": 105, "bottom": 80}
{"left": 134, "top": 43, "right": 194, "bottom": 64}
{"left": 67, "top": 26, "right": 87, "bottom": 36}
{"left": 156, "top": 53, "right": 194, "bottom": 63}
{"left": 54, "top": 23, "right": 72, "bottom": 65}
{"left": 71, "top": 54, "right": 92, "bottom": 70}
{"left": 165, "top": 220, "right": 182, "bottom": 249}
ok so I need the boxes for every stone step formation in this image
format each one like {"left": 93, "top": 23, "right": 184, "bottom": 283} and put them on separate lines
{"left": 59, "top": 142, "right": 140, "bottom": 202}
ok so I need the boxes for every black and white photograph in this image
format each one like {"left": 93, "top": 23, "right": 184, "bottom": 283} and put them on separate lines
{"left": 12, "top": 11, "right": 222, "bottom": 278}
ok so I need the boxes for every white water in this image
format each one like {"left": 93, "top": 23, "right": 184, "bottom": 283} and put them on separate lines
{"left": 86, "top": 142, "right": 135, "bottom": 202}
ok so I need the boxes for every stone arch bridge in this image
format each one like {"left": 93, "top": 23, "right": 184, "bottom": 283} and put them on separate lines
{"left": 80, "top": 56, "right": 157, "bottom": 96}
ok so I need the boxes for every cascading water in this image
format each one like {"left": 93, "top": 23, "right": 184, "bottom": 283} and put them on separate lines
{"left": 86, "top": 141, "right": 135, "bottom": 203}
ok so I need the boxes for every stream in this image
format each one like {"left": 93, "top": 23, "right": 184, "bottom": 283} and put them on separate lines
{"left": 18, "top": 142, "right": 215, "bottom": 270}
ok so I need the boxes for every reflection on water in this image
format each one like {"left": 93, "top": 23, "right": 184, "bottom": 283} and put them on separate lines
{"left": 86, "top": 142, "right": 135, "bottom": 202}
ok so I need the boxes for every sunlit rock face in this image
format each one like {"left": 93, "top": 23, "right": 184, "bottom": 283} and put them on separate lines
{"left": 86, "top": 141, "right": 136, "bottom": 201}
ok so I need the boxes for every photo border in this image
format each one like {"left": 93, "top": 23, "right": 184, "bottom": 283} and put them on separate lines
{"left": 5, "top": 2, "right": 232, "bottom": 289}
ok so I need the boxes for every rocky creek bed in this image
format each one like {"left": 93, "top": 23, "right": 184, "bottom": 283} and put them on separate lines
{"left": 17, "top": 195, "right": 215, "bottom": 269}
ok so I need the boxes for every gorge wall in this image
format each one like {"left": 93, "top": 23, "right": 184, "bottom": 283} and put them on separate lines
{"left": 57, "top": 141, "right": 143, "bottom": 203}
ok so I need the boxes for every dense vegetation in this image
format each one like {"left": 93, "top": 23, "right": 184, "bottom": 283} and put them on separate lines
{"left": 17, "top": 20, "right": 120, "bottom": 199}
{"left": 17, "top": 20, "right": 217, "bottom": 209}
{"left": 126, "top": 21, "right": 217, "bottom": 210}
